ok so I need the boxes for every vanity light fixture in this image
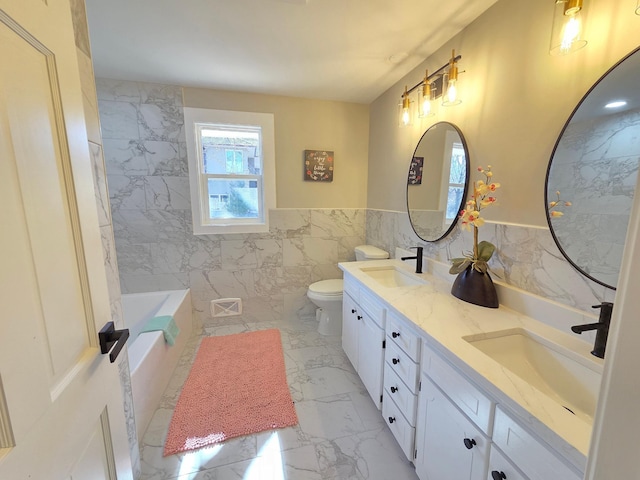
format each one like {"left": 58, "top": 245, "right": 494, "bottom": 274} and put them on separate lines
{"left": 550, "top": 0, "right": 588, "bottom": 55}
{"left": 398, "top": 86, "right": 414, "bottom": 127}
{"left": 397, "top": 51, "right": 463, "bottom": 127}
{"left": 442, "top": 50, "right": 462, "bottom": 107}
{"left": 418, "top": 69, "right": 436, "bottom": 118}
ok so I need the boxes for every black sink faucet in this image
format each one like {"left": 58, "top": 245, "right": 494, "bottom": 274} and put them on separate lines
{"left": 401, "top": 246, "right": 423, "bottom": 274}
{"left": 570, "top": 302, "right": 613, "bottom": 359}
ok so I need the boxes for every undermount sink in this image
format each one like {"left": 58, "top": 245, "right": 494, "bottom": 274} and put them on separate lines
{"left": 463, "top": 328, "right": 603, "bottom": 423}
{"left": 359, "top": 266, "right": 427, "bottom": 288}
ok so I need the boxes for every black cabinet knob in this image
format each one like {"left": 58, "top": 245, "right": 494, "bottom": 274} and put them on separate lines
{"left": 463, "top": 438, "right": 476, "bottom": 450}
{"left": 388, "top": 416, "right": 395, "bottom": 424}
{"left": 392, "top": 332, "right": 400, "bottom": 338}
{"left": 351, "top": 308, "right": 357, "bottom": 314}
{"left": 392, "top": 358, "right": 400, "bottom": 365}
{"left": 491, "top": 471, "right": 506, "bottom": 480}
{"left": 357, "top": 315, "right": 363, "bottom": 320}
{"left": 390, "top": 386, "right": 398, "bottom": 393}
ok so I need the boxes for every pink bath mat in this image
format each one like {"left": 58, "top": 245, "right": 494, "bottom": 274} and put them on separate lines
{"left": 163, "top": 329, "right": 298, "bottom": 456}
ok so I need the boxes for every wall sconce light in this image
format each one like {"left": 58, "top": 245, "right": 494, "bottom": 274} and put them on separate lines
{"left": 398, "top": 51, "right": 463, "bottom": 127}
{"left": 636, "top": 0, "right": 640, "bottom": 15}
{"left": 442, "top": 50, "right": 462, "bottom": 107}
{"left": 550, "top": 0, "right": 588, "bottom": 55}
{"left": 398, "top": 86, "right": 414, "bottom": 127}
{"left": 418, "top": 70, "right": 436, "bottom": 118}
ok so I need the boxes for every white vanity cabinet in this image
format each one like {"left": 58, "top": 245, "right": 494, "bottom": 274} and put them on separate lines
{"left": 382, "top": 310, "right": 421, "bottom": 460}
{"left": 339, "top": 264, "right": 586, "bottom": 480}
{"left": 342, "top": 275, "right": 386, "bottom": 408}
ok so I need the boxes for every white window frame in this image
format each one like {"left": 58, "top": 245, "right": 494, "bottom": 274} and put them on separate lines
{"left": 184, "top": 108, "right": 276, "bottom": 235}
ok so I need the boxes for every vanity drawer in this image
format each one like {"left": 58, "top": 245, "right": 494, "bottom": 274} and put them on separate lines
{"left": 386, "top": 310, "right": 421, "bottom": 360}
{"left": 421, "top": 343, "right": 494, "bottom": 434}
{"left": 385, "top": 340, "right": 419, "bottom": 393}
{"left": 493, "top": 407, "right": 582, "bottom": 480}
{"left": 359, "top": 288, "right": 386, "bottom": 328}
{"left": 382, "top": 392, "right": 415, "bottom": 461}
{"left": 384, "top": 362, "right": 418, "bottom": 425}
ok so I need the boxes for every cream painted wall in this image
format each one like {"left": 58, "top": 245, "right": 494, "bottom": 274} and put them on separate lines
{"left": 183, "top": 88, "right": 370, "bottom": 208}
{"left": 367, "top": 0, "right": 640, "bottom": 226}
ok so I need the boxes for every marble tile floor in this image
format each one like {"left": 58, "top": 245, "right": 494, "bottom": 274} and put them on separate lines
{"left": 138, "top": 310, "right": 419, "bottom": 480}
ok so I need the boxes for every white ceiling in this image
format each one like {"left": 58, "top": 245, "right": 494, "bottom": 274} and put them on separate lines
{"left": 84, "top": 0, "right": 499, "bottom": 104}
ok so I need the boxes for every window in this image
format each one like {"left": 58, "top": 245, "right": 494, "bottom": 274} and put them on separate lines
{"left": 439, "top": 130, "right": 467, "bottom": 223}
{"left": 184, "top": 108, "right": 276, "bottom": 234}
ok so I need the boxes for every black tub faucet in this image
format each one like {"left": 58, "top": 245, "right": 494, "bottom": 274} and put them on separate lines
{"left": 401, "top": 246, "right": 423, "bottom": 274}
{"left": 570, "top": 302, "right": 613, "bottom": 359}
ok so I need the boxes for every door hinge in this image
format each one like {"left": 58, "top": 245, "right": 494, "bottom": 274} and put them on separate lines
{"left": 382, "top": 340, "right": 386, "bottom": 349}
{"left": 418, "top": 380, "right": 422, "bottom": 392}
{"left": 414, "top": 449, "right": 418, "bottom": 459}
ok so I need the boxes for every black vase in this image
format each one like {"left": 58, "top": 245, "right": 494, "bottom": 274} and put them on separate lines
{"left": 451, "top": 265, "right": 499, "bottom": 308}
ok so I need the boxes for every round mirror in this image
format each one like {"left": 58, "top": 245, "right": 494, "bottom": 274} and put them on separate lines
{"left": 546, "top": 47, "right": 640, "bottom": 290}
{"left": 407, "top": 122, "right": 470, "bottom": 242}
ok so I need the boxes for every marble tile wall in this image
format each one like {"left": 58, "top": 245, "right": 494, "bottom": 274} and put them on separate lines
{"left": 96, "top": 79, "right": 366, "bottom": 328}
{"left": 365, "top": 209, "right": 616, "bottom": 315}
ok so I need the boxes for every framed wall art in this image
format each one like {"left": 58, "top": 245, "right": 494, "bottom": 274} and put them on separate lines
{"left": 304, "top": 150, "right": 334, "bottom": 182}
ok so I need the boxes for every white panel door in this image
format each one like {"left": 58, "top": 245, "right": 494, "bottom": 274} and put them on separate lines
{"left": 0, "top": 1, "right": 132, "bottom": 478}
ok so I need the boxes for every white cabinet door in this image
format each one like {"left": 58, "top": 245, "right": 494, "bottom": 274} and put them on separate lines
{"left": 358, "top": 311, "right": 385, "bottom": 408}
{"left": 342, "top": 291, "right": 359, "bottom": 370}
{"left": 415, "top": 377, "right": 489, "bottom": 480}
{"left": 0, "top": 1, "right": 132, "bottom": 478}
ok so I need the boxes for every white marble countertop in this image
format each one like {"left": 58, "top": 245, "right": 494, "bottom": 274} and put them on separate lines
{"left": 339, "top": 257, "right": 604, "bottom": 473}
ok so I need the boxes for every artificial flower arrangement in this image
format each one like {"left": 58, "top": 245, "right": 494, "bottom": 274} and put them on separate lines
{"left": 449, "top": 165, "right": 500, "bottom": 275}
{"left": 548, "top": 190, "right": 571, "bottom": 217}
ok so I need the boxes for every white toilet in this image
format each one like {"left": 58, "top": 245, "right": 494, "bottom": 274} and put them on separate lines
{"left": 307, "top": 245, "right": 389, "bottom": 335}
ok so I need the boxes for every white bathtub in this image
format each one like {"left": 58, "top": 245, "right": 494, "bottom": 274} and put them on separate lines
{"left": 122, "top": 289, "right": 192, "bottom": 441}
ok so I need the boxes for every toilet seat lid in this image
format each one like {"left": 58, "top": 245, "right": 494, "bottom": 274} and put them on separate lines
{"left": 309, "top": 279, "right": 343, "bottom": 295}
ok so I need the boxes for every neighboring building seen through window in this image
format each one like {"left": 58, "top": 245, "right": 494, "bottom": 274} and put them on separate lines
{"left": 184, "top": 108, "right": 275, "bottom": 235}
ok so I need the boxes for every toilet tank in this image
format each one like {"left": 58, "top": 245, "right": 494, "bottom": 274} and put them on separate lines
{"left": 354, "top": 245, "right": 389, "bottom": 261}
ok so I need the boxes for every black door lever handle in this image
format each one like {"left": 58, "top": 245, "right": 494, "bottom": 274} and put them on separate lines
{"left": 99, "top": 321, "right": 130, "bottom": 363}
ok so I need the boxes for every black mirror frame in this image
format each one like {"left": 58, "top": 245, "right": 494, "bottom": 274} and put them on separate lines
{"left": 406, "top": 121, "right": 471, "bottom": 242}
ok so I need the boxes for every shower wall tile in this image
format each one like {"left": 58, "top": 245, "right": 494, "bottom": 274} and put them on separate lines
{"left": 98, "top": 100, "right": 140, "bottom": 139}
{"left": 138, "top": 103, "right": 184, "bottom": 142}
{"left": 103, "top": 139, "right": 149, "bottom": 176}
{"left": 108, "top": 175, "right": 147, "bottom": 210}
{"left": 143, "top": 176, "right": 191, "bottom": 210}
{"left": 144, "top": 140, "right": 188, "bottom": 176}
{"left": 96, "top": 78, "right": 142, "bottom": 102}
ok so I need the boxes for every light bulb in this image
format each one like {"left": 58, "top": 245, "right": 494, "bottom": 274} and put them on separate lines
{"left": 560, "top": 14, "right": 582, "bottom": 54}
{"left": 421, "top": 97, "right": 431, "bottom": 117}
{"left": 447, "top": 80, "right": 458, "bottom": 104}
{"left": 402, "top": 107, "right": 410, "bottom": 125}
